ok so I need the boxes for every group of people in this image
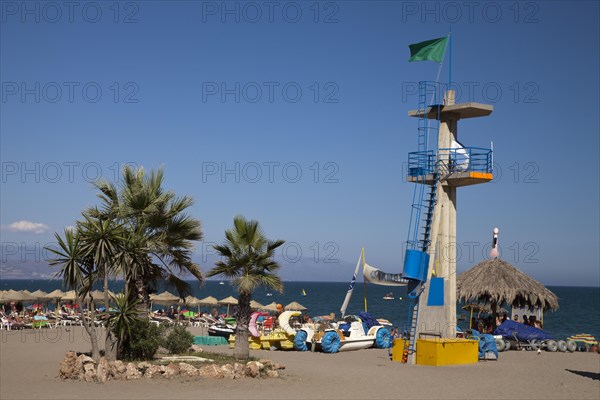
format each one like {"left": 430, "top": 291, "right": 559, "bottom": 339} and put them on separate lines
{"left": 513, "top": 314, "right": 543, "bottom": 329}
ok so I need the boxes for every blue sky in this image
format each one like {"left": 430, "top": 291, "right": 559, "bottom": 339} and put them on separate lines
{"left": 1, "top": 1, "right": 598, "bottom": 286}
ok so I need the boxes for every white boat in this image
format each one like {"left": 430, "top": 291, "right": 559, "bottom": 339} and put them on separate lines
{"left": 219, "top": 281, "right": 225, "bottom": 285}
{"left": 266, "top": 293, "right": 272, "bottom": 296}
{"left": 294, "top": 315, "right": 391, "bottom": 353}
{"left": 383, "top": 292, "right": 394, "bottom": 300}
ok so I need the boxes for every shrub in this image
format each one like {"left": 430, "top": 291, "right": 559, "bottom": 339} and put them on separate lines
{"left": 120, "top": 320, "right": 165, "bottom": 361}
{"left": 164, "top": 324, "right": 194, "bottom": 354}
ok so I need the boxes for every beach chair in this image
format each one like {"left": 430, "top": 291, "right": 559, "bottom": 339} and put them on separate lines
{"left": 1, "top": 314, "right": 11, "bottom": 330}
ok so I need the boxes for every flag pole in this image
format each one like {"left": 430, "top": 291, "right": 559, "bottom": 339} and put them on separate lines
{"left": 431, "top": 32, "right": 451, "bottom": 104}
{"left": 449, "top": 29, "right": 452, "bottom": 85}
{"left": 362, "top": 247, "right": 367, "bottom": 312}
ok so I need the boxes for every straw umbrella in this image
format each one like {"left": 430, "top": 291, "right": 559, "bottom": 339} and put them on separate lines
{"left": 260, "top": 302, "right": 280, "bottom": 312}
{"left": 152, "top": 291, "right": 180, "bottom": 305}
{"left": 285, "top": 301, "right": 307, "bottom": 311}
{"left": 198, "top": 296, "right": 218, "bottom": 306}
{"left": 218, "top": 296, "right": 238, "bottom": 316}
{"left": 457, "top": 258, "right": 559, "bottom": 324}
{"left": 250, "top": 300, "right": 264, "bottom": 310}
{"left": 4, "top": 290, "right": 33, "bottom": 302}
{"left": 45, "top": 289, "right": 65, "bottom": 300}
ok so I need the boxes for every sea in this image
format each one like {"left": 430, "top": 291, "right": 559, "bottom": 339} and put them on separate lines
{"left": 2, "top": 280, "right": 598, "bottom": 341}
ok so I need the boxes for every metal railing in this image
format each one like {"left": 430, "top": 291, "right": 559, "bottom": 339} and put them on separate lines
{"left": 407, "top": 147, "right": 493, "bottom": 177}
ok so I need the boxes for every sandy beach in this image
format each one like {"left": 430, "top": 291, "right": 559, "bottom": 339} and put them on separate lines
{"left": 1, "top": 326, "right": 598, "bottom": 400}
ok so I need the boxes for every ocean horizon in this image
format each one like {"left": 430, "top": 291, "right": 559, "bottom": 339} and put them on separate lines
{"left": 1, "top": 279, "right": 598, "bottom": 341}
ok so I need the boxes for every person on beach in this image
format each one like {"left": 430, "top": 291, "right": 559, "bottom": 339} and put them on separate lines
{"left": 534, "top": 320, "right": 543, "bottom": 329}
{"left": 513, "top": 314, "right": 519, "bottom": 321}
{"left": 522, "top": 315, "right": 529, "bottom": 325}
{"left": 528, "top": 315, "right": 537, "bottom": 326}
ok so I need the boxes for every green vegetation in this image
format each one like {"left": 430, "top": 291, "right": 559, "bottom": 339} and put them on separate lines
{"left": 120, "top": 320, "right": 165, "bottom": 361}
{"left": 46, "top": 166, "right": 203, "bottom": 362}
{"left": 207, "top": 215, "right": 285, "bottom": 361}
{"left": 164, "top": 324, "right": 195, "bottom": 355}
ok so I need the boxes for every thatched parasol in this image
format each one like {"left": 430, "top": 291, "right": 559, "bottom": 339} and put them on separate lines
{"left": 218, "top": 296, "right": 238, "bottom": 305}
{"left": 198, "top": 296, "right": 218, "bottom": 306}
{"left": 61, "top": 290, "right": 78, "bottom": 302}
{"left": 260, "top": 302, "right": 280, "bottom": 312}
{"left": 30, "top": 289, "right": 48, "bottom": 299}
{"left": 250, "top": 300, "right": 264, "bottom": 310}
{"left": 45, "top": 289, "right": 65, "bottom": 300}
{"left": 152, "top": 291, "right": 180, "bottom": 305}
{"left": 218, "top": 296, "right": 238, "bottom": 316}
{"left": 3, "top": 290, "right": 34, "bottom": 302}
{"left": 285, "top": 301, "right": 307, "bottom": 311}
{"left": 457, "top": 258, "right": 559, "bottom": 314}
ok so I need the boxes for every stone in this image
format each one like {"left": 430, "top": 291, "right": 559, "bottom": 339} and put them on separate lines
{"left": 198, "top": 364, "right": 223, "bottom": 379}
{"left": 96, "top": 357, "right": 110, "bottom": 383}
{"left": 83, "top": 367, "right": 97, "bottom": 382}
{"left": 83, "top": 363, "right": 96, "bottom": 372}
{"left": 144, "top": 364, "right": 165, "bottom": 379}
{"left": 125, "top": 363, "right": 142, "bottom": 380}
{"left": 221, "top": 364, "right": 235, "bottom": 379}
{"left": 233, "top": 363, "right": 245, "bottom": 379}
{"left": 190, "top": 344, "right": 203, "bottom": 353}
{"left": 137, "top": 361, "right": 151, "bottom": 370}
{"left": 272, "top": 363, "right": 285, "bottom": 370}
{"left": 163, "top": 363, "right": 179, "bottom": 379}
{"left": 74, "top": 355, "right": 96, "bottom": 380}
{"left": 178, "top": 363, "right": 198, "bottom": 378}
{"left": 59, "top": 351, "right": 79, "bottom": 380}
{"left": 244, "top": 361, "right": 261, "bottom": 378}
{"left": 108, "top": 360, "right": 127, "bottom": 379}
{"left": 266, "top": 370, "right": 279, "bottom": 379}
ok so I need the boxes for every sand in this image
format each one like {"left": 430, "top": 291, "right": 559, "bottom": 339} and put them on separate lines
{"left": 1, "top": 326, "right": 598, "bottom": 400}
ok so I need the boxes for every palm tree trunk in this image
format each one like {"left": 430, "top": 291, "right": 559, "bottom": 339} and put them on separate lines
{"left": 77, "top": 295, "right": 100, "bottom": 361}
{"left": 127, "top": 274, "right": 150, "bottom": 319}
{"left": 103, "top": 267, "right": 118, "bottom": 361}
{"left": 234, "top": 291, "right": 251, "bottom": 361}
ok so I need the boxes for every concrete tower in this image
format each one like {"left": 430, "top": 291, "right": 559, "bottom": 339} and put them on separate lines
{"left": 406, "top": 88, "right": 494, "bottom": 360}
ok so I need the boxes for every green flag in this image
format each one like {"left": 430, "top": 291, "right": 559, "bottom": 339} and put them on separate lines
{"left": 408, "top": 37, "right": 448, "bottom": 63}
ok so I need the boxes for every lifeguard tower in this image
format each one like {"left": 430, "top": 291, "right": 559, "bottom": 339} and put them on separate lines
{"left": 399, "top": 81, "right": 494, "bottom": 364}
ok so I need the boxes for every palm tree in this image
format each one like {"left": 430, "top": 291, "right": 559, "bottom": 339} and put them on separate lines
{"left": 47, "top": 228, "right": 102, "bottom": 361}
{"left": 93, "top": 166, "right": 203, "bottom": 312}
{"left": 207, "top": 216, "right": 285, "bottom": 360}
{"left": 77, "top": 208, "right": 124, "bottom": 360}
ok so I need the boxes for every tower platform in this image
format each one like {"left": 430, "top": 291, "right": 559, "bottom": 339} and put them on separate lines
{"left": 408, "top": 102, "right": 493, "bottom": 120}
{"left": 407, "top": 171, "right": 493, "bottom": 187}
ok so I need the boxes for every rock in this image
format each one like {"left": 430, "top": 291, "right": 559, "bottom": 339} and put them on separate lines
{"left": 163, "top": 363, "right": 179, "bottom": 379}
{"left": 74, "top": 355, "right": 96, "bottom": 380}
{"left": 83, "top": 367, "right": 97, "bottom": 382}
{"left": 125, "top": 363, "right": 142, "bottom": 380}
{"left": 178, "top": 363, "right": 198, "bottom": 378}
{"left": 221, "top": 364, "right": 235, "bottom": 379}
{"left": 144, "top": 364, "right": 165, "bottom": 378}
{"left": 272, "top": 363, "right": 285, "bottom": 370}
{"left": 233, "top": 363, "right": 245, "bottom": 379}
{"left": 190, "top": 344, "right": 203, "bottom": 353}
{"left": 198, "top": 364, "right": 223, "bottom": 379}
{"left": 156, "top": 346, "right": 170, "bottom": 355}
{"left": 244, "top": 361, "right": 262, "bottom": 378}
{"left": 137, "top": 361, "right": 151, "bottom": 370}
{"left": 108, "top": 360, "right": 127, "bottom": 379}
{"left": 96, "top": 357, "right": 110, "bottom": 383}
{"left": 59, "top": 351, "right": 79, "bottom": 380}
{"left": 266, "top": 370, "right": 279, "bottom": 379}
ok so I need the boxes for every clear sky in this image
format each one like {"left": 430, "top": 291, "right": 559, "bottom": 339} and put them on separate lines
{"left": 1, "top": 1, "right": 599, "bottom": 286}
